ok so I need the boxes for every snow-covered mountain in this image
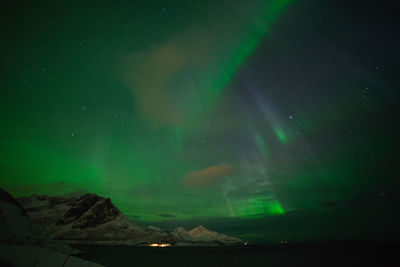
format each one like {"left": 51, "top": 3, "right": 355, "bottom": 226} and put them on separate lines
{"left": 16, "top": 192, "right": 243, "bottom": 246}
{"left": 168, "top": 225, "right": 243, "bottom": 246}
{"left": 0, "top": 188, "right": 104, "bottom": 266}
{"left": 17, "top": 193, "right": 149, "bottom": 245}
{"left": 0, "top": 188, "right": 70, "bottom": 252}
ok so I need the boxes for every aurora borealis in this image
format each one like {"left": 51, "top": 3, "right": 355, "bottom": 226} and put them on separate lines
{"left": 1, "top": 0, "right": 399, "bottom": 243}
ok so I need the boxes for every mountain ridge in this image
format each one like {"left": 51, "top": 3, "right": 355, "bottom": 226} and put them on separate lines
{"left": 0, "top": 188, "right": 105, "bottom": 266}
{"left": 15, "top": 191, "right": 244, "bottom": 247}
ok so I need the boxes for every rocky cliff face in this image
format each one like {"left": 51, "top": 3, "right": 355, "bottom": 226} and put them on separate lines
{"left": 16, "top": 192, "right": 243, "bottom": 246}
{"left": 0, "top": 188, "right": 105, "bottom": 266}
{"left": 56, "top": 194, "right": 119, "bottom": 228}
{"left": 17, "top": 193, "right": 148, "bottom": 244}
{"left": 0, "top": 188, "right": 70, "bottom": 252}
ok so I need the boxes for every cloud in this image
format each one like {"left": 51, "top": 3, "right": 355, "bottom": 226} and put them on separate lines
{"left": 122, "top": 2, "right": 276, "bottom": 128}
{"left": 123, "top": 30, "right": 214, "bottom": 127}
{"left": 182, "top": 164, "right": 236, "bottom": 187}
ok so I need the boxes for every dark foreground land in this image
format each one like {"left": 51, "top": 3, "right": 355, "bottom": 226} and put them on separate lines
{"left": 73, "top": 242, "right": 400, "bottom": 267}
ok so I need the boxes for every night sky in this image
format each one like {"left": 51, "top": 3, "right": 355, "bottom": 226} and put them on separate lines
{"left": 1, "top": 0, "right": 399, "bottom": 243}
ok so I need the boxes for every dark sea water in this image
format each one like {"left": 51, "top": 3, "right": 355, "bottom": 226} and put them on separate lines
{"left": 73, "top": 242, "right": 399, "bottom": 267}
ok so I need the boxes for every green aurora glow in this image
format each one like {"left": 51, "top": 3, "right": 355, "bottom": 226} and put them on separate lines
{"left": 0, "top": 0, "right": 398, "bottom": 242}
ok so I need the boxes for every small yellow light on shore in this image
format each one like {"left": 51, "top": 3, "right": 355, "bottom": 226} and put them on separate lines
{"left": 149, "top": 243, "right": 171, "bottom": 247}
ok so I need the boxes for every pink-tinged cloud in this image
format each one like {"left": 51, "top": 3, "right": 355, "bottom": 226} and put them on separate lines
{"left": 123, "top": 30, "right": 215, "bottom": 127}
{"left": 182, "top": 164, "right": 236, "bottom": 187}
